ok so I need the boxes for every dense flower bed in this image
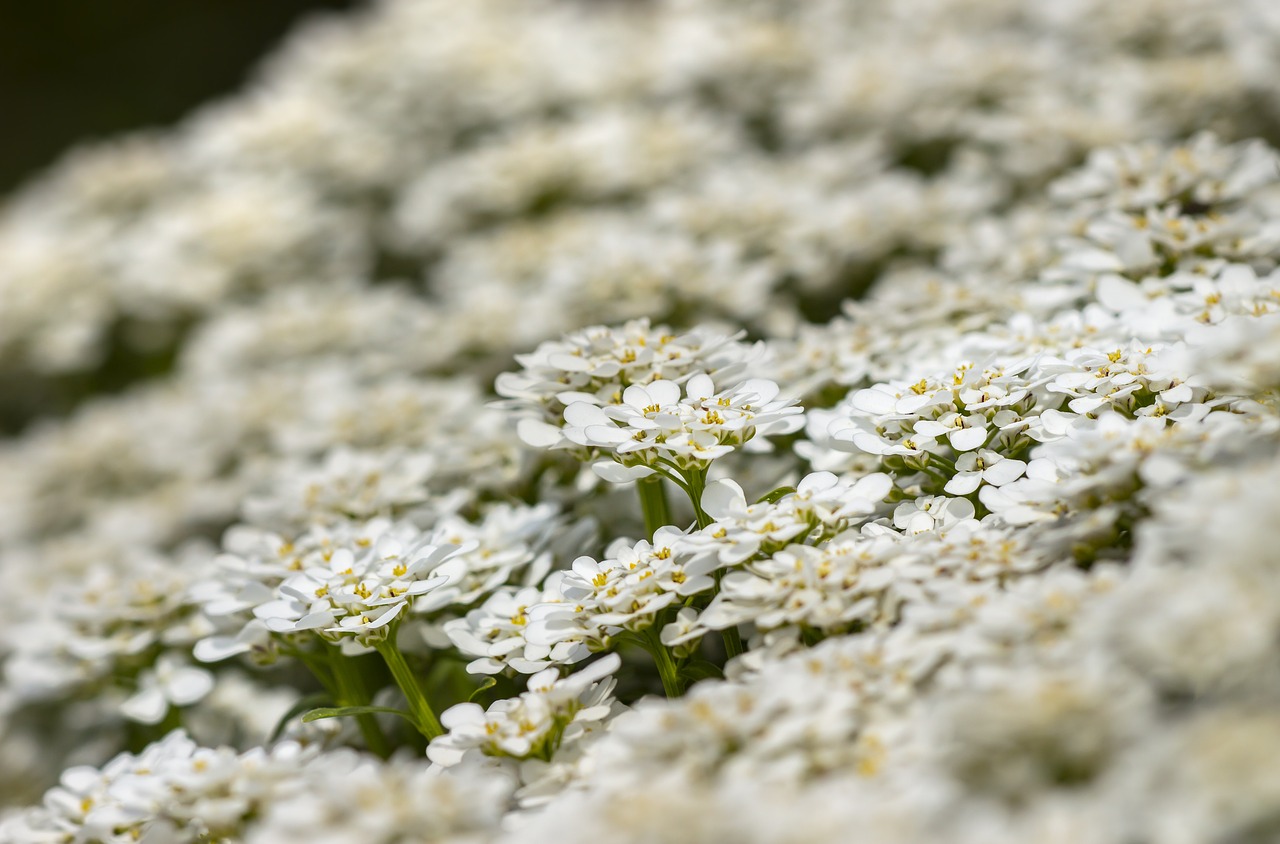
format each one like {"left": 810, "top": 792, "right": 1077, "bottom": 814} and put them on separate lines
{"left": 3, "top": 1, "right": 1280, "bottom": 842}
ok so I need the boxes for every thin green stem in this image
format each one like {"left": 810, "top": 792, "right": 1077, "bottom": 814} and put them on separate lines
{"left": 375, "top": 641, "right": 443, "bottom": 740}
{"left": 653, "top": 465, "right": 694, "bottom": 494}
{"left": 712, "top": 570, "right": 743, "bottom": 659}
{"left": 637, "top": 475, "right": 672, "bottom": 537}
{"left": 282, "top": 644, "right": 337, "bottom": 690}
{"left": 644, "top": 629, "right": 684, "bottom": 698}
{"left": 327, "top": 646, "right": 391, "bottom": 758}
{"left": 925, "top": 452, "right": 957, "bottom": 472}
{"left": 684, "top": 465, "right": 712, "bottom": 529}
{"left": 917, "top": 463, "right": 953, "bottom": 488}
{"left": 722, "top": 628, "right": 744, "bottom": 660}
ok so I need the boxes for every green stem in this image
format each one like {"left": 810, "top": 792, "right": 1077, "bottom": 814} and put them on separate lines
{"left": 721, "top": 627, "right": 744, "bottom": 660}
{"left": 282, "top": 644, "right": 337, "bottom": 690}
{"left": 375, "top": 641, "right": 443, "bottom": 740}
{"left": 637, "top": 475, "right": 672, "bottom": 537}
{"left": 653, "top": 466, "right": 694, "bottom": 496}
{"left": 916, "top": 463, "right": 953, "bottom": 489}
{"left": 327, "top": 647, "right": 391, "bottom": 758}
{"left": 712, "top": 570, "right": 743, "bottom": 660}
{"left": 685, "top": 466, "right": 712, "bottom": 529}
{"left": 645, "top": 629, "right": 684, "bottom": 698}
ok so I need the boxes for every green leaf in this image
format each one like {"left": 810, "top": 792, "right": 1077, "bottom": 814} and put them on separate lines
{"left": 301, "top": 705, "right": 415, "bottom": 724}
{"left": 269, "top": 693, "right": 332, "bottom": 742}
{"left": 756, "top": 486, "right": 796, "bottom": 504}
{"left": 681, "top": 659, "right": 726, "bottom": 682}
{"left": 468, "top": 676, "right": 498, "bottom": 703}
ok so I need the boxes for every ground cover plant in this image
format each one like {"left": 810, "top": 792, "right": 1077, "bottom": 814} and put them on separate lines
{"left": 4, "top": 1, "right": 1280, "bottom": 841}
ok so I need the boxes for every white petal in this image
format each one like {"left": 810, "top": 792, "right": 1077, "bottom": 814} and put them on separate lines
{"left": 797, "top": 472, "right": 837, "bottom": 495}
{"left": 165, "top": 667, "right": 214, "bottom": 706}
{"left": 592, "top": 461, "right": 654, "bottom": 483}
{"left": 944, "top": 472, "right": 983, "bottom": 496}
{"left": 684, "top": 374, "right": 715, "bottom": 402}
{"left": 647, "top": 379, "right": 682, "bottom": 406}
{"left": 440, "top": 702, "right": 486, "bottom": 730}
{"left": 465, "top": 658, "right": 506, "bottom": 676}
{"left": 547, "top": 353, "right": 590, "bottom": 372}
{"left": 895, "top": 392, "right": 935, "bottom": 415}
{"left": 193, "top": 636, "right": 249, "bottom": 663}
{"left": 740, "top": 378, "right": 780, "bottom": 404}
{"left": 913, "top": 420, "right": 950, "bottom": 438}
{"left": 850, "top": 432, "right": 891, "bottom": 455}
{"left": 366, "top": 603, "right": 406, "bottom": 629}
{"left": 253, "top": 599, "right": 301, "bottom": 621}
{"left": 1038, "top": 409, "right": 1076, "bottom": 438}
{"left": 574, "top": 653, "right": 622, "bottom": 686}
{"left": 621, "top": 384, "right": 652, "bottom": 409}
{"left": 850, "top": 472, "right": 892, "bottom": 503}
{"left": 564, "top": 402, "right": 611, "bottom": 428}
{"left": 944, "top": 497, "right": 976, "bottom": 521}
{"left": 555, "top": 390, "right": 599, "bottom": 406}
{"left": 583, "top": 424, "right": 630, "bottom": 445}
{"left": 982, "top": 458, "right": 1027, "bottom": 486}
{"left": 904, "top": 512, "right": 935, "bottom": 535}
{"left": 701, "top": 479, "right": 746, "bottom": 519}
{"left": 850, "top": 388, "right": 897, "bottom": 415}
{"left": 426, "top": 742, "right": 468, "bottom": 767}
{"left": 948, "top": 426, "right": 988, "bottom": 452}
{"left": 571, "top": 555, "right": 601, "bottom": 580}
{"left": 121, "top": 688, "right": 168, "bottom": 725}
{"left": 517, "top": 419, "right": 563, "bottom": 448}
{"left": 293, "top": 611, "right": 335, "bottom": 630}
{"left": 1160, "top": 383, "right": 1193, "bottom": 403}
{"left": 1096, "top": 274, "right": 1147, "bottom": 311}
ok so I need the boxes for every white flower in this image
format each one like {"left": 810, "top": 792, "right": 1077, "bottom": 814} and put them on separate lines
{"left": 495, "top": 319, "right": 757, "bottom": 447}
{"left": 892, "top": 496, "right": 977, "bottom": 534}
{"left": 943, "top": 449, "right": 1027, "bottom": 495}
{"left": 258, "top": 531, "right": 466, "bottom": 646}
{"left": 686, "top": 471, "right": 891, "bottom": 566}
{"left": 428, "top": 654, "right": 621, "bottom": 766}
{"left": 443, "top": 575, "right": 590, "bottom": 675}
{"left": 121, "top": 656, "right": 215, "bottom": 725}
{"left": 564, "top": 372, "right": 802, "bottom": 476}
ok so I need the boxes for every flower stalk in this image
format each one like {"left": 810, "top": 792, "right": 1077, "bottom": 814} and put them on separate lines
{"left": 637, "top": 475, "right": 672, "bottom": 536}
{"left": 644, "top": 628, "right": 684, "bottom": 698}
{"left": 327, "top": 646, "right": 391, "bottom": 758}
{"left": 375, "top": 640, "right": 444, "bottom": 740}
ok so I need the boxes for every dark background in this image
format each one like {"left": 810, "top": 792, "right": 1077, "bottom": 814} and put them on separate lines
{"left": 0, "top": 0, "right": 363, "bottom": 195}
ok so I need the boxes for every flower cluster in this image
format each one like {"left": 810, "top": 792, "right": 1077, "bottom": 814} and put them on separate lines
{"left": 445, "top": 473, "right": 889, "bottom": 676}
{"left": 4, "top": 0, "right": 1280, "bottom": 841}
{"left": 561, "top": 374, "right": 803, "bottom": 480}
{"left": 0, "top": 731, "right": 512, "bottom": 844}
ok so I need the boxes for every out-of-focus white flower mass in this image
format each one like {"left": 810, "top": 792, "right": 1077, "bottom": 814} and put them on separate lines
{"left": 3, "top": 0, "right": 1280, "bottom": 841}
